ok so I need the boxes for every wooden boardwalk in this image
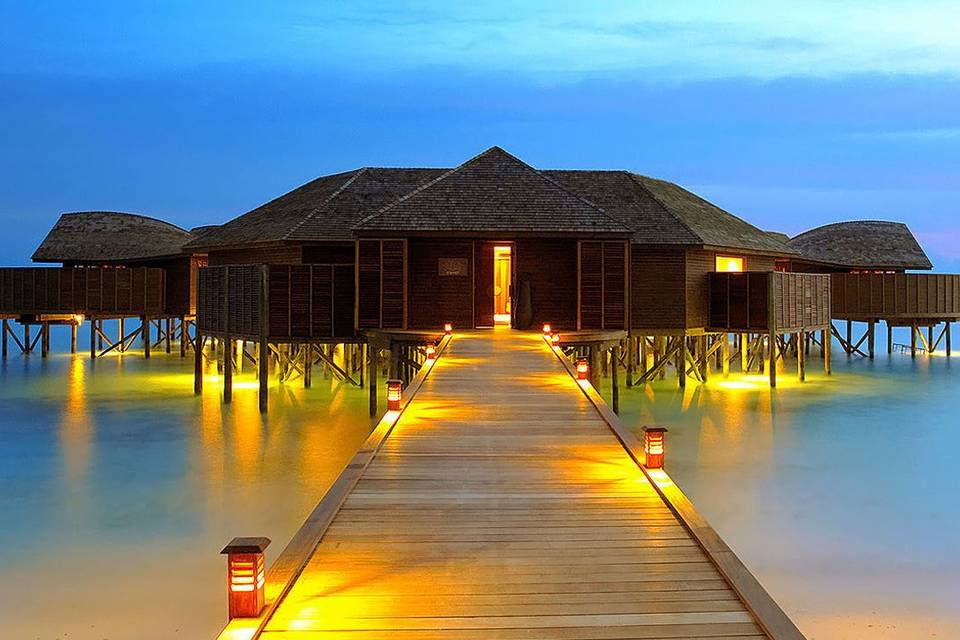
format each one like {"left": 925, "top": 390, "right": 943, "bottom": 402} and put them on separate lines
{"left": 257, "top": 330, "right": 781, "bottom": 639}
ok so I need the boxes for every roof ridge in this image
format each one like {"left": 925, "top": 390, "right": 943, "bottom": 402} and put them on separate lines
{"left": 282, "top": 168, "right": 367, "bottom": 241}
{"left": 624, "top": 173, "right": 704, "bottom": 243}
{"left": 355, "top": 146, "right": 630, "bottom": 231}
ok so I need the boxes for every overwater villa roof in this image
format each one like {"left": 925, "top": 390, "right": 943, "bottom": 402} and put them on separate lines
{"left": 789, "top": 220, "right": 933, "bottom": 270}
{"left": 356, "top": 147, "right": 630, "bottom": 234}
{"left": 32, "top": 211, "right": 194, "bottom": 263}
{"left": 185, "top": 168, "right": 445, "bottom": 250}
{"left": 544, "top": 170, "right": 796, "bottom": 254}
{"left": 189, "top": 146, "right": 795, "bottom": 251}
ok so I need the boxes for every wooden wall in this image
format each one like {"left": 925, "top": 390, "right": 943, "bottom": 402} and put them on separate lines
{"left": 0, "top": 267, "right": 165, "bottom": 316}
{"left": 578, "top": 240, "right": 627, "bottom": 330}
{"left": 709, "top": 272, "right": 831, "bottom": 332}
{"left": 197, "top": 264, "right": 355, "bottom": 339}
{"left": 302, "top": 243, "right": 355, "bottom": 264}
{"left": 207, "top": 245, "right": 302, "bottom": 266}
{"left": 357, "top": 239, "right": 406, "bottom": 330}
{"left": 631, "top": 247, "right": 686, "bottom": 331}
{"left": 516, "top": 238, "right": 578, "bottom": 330}
{"left": 407, "top": 239, "right": 474, "bottom": 329}
{"left": 832, "top": 273, "right": 960, "bottom": 321}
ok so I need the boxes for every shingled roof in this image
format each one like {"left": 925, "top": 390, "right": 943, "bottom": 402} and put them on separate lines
{"left": 355, "top": 147, "right": 631, "bottom": 234}
{"left": 544, "top": 170, "right": 795, "bottom": 254}
{"left": 789, "top": 221, "right": 933, "bottom": 270}
{"left": 32, "top": 211, "right": 193, "bottom": 263}
{"left": 185, "top": 168, "right": 445, "bottom": 249}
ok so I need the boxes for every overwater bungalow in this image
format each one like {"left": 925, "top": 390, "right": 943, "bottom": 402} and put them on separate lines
{"left": 5, "top": 147, "right": 955, "bottom": 408}
{"left": 782, "top": 221, "right": 958, "bottom": 357}
{"left": 0, "top": 211, "right": 205, "bottom": 357}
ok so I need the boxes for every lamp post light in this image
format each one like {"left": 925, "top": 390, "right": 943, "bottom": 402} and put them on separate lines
{"left": 643, "top": 427, "right": 668, "bottom": 469}
{"left": 386, "top": 379, "right": 403, "bottom": 412}
{"left": 221, "top": 537, "right": 270, "bottom": 620}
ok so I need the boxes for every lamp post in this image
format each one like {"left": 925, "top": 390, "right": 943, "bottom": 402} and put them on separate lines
{"left": 221, "top": 537, "right": 270, "bottom": 620}
{"left": 643, "top": 427, "right": 668, "bottom": 469}
{"left": 576, "top": 358, "right": 589, "bottom": 381}
{"left": 386, "top": 379, "right": 403, "bottom": 411}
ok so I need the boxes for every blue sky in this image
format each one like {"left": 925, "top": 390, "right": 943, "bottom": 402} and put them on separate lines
{"left": 1, "top": 1, "right": 958, "bottom": 267}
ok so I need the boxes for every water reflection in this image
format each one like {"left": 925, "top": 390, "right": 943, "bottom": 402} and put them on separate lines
{"left": 0, "top": 350, "right": 376, "bottom": 640}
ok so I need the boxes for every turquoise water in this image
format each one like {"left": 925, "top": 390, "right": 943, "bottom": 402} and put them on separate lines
{"left": 602, "top": 326, "right": 960, "bottom": 639}
{"left": 2, "top": 324, "right": 958, "bottom": 639}
{"left": 0, "top": 325, "right": 378, "bottom": 639}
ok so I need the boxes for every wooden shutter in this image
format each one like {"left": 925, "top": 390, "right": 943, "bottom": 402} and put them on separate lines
{"left": 382, "top": 240, "right": 405, "bottom": 328}
{"left": 579, "top": 241, "right": 603, "bottom": 330}
{"left": 357, "top": 240, "right": 381, "bottom": 329}
{"left": 602, "top": 241, "right": 626, "bottom": 329}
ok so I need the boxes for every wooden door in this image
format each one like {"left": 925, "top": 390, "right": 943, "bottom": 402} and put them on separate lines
{"left": 475, "top": 242, "right": 495, "bottom": 327}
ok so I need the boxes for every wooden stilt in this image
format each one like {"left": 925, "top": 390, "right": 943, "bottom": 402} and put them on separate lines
{"left": 179, "top": 317, "right": 187, "bottom": 357}
{"left": 97, "top": 320, "right": 103, "bottom": 350}
{"left": 678, "top": 334, "right": 687, "bottom": 388}
{"left": 845, "top": 320, "right": 853, "bottom": 356}
{"left": 389, "top": 343, "right": 401, "bottom": 380}
{"left": 610, "top": 344, "right": 620, "bottom": 415}
{"left": 910, "top": 324, "right": 917, "bottom": 358}
{"left": 798, "top": 331, "right": 806, "bottom": 381}
{"left": 142, "top": 316, "right": 151, "bottom": 358}
{"left": 304, "top": 344, "right": 313, "bottom": 388}
{"left": 90, "top": 320, "right": 96, "bottom": 359}
{"left": 24, "top": 324, "right": 31, "bottom": 354}
{"left": 258, "top": 265, "right": 269, "bottom": 414}
{"left": 823, "top": 328, "right": 832, "bottom": 375}
{"left": 359, "top": 343, "right": 366, "bottom": 388}
{"left": 223, "top": 333, "right": 233, "bottom": 403}
{"left": 947, "top": 322, "right": 952, "bottom": 356}
{"left": 2, "top": 319, "right": 7, "bottom": 359}
{"left": 868, "top": 322, "right": 875, "bottom": 359}
{"left": 165, "top": 318, "right": 172, "bottom": 354}
{"left": 741, "top": 333, "right": 749, "bottom": 373}
{"left": 40, "top": 322, "right": 48, "bottom": 357}
{"left": 699, "top": 336, "right": 708, "bottom": 382}
{"left": 928, "top": 326, "right": 935, "bottom": 355}
{"left": 625, "top": 336, "right": 634, "bottom": 388}
{"left": 722, "top": 333, "right": 730, "bottom": 378}
{"left": 194, "top": 334, "right": 205, "bottom": 395}
{"left": 368, "top": 346, "right": 379, "bottom": 417}
{"left": 887, "top": 322, "right": 894, "bottom": 355}
{"left": 117, "top": 318, "right": 125, "bottom": 353}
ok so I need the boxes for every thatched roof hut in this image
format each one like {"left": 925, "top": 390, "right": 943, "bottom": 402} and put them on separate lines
{"left": 32, "top": 211, "right": 194, "bottom": 264}
{"left": 789, "top": 220, "right": 932, "bottom": 271}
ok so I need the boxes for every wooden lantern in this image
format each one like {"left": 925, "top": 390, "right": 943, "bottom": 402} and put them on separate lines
{"left": 221, "top": 537, "right": 270, "bottom": 619}
{"left": 542, "top": 323, "right": 552, "bottom": 337}
{"left": 425, "top": 344, "right": 436, "bottom": 361}
{"left": 643, "top": 427, "right": 668, "bottom": 469}
{"left": 551, "top": 333, "right": 561, "bottom": 346}
{"left": 387, "top": 379, "right": 403, "bottom": 411}
{"left": 576, "top": 358, "right": 589, "bottom": 381}
{"left": 444, "top": 323, "right": 453, "bottom": 336}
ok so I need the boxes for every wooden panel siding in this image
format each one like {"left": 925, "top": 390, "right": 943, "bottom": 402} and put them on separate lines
{"left": 685, "top": 250, "right": 714, "bottom": 329}
{"left": 631, "top": 247, "right": 686, "bottom": 331}
{"left": 408, "top": 239, "right": 475, "bottom": 330}
{"left": 357, "top": 240, "right": 382, "bottom": 329}
{"left": 301, "top": 244, "right": 355, "bottom": 264}
{"left": 516, "top": 238, "right": 578, "bottom": 330}
{"left": 603, "top": 242, "right": 627, "bottom": 330}
{"left": 0, "top": 267, "right": 165, "bottom": 317}
{"left": 580, "top": 241, "right": 628, "bottom": 330}
{"left": 207, "top": 245, "right": 302, "bottom": 266}
{"left": 356, "top": 239, "right": 407, "bottom": 330}
{"left": 710, "top": 272, "right": 831, "bottom": 332}
{"left": 197, "top": 264, "right": 354, "bottom": 339}
{"left": 578, "top": 241, "right": 603, "bottom": 330}
{"left": 382, "top": 240, "right": 406, "bottom": 329}
{"left": 832, "top": 273, "right": 960, "bottom": 321}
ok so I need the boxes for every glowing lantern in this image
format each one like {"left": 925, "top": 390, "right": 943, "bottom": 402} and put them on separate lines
{"left": 387, "top": 379, "right": 403, "bottom": 411}
{"left": 576, "top": 358, "right": 589, "bottom": 381}
{"left": 221, "top": 537, "right": 270, "bottom": 619}
{"left": 551, "top": 333, "right": 561, "bottom": 346}
{"left": 542, "top": 323, "right": 552, "bottom": 337}
{"left": 444, "top": 323, "right": 453, "bottom": 335}
{"left": 643, "top": 427, "right": 668, "bottom": 469}
{"left": 425, "top": 344, "right": 436, "bottom": 361}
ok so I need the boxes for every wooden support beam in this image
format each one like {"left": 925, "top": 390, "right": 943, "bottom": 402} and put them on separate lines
{"left": 823, "top": 328, "right": 832, "bottom": 375}
{"left": 868, "top": 321, "right": 875, "bottom": 359}
{"left": 698, "top": 336, "right": 708, "bottom": 382}
{"left": 304, "top": 344, "right": 313, "bottom": 388}
{"left": 223, "top": 334, "right": 233, "bottom": 403}
{"left": 70, "top": 322, "right": 78, "bottom": 354}
{"left": 911, "top": 324, "right": 917, "bottom": 358}
{"left": 40, "top": 322, "right": 49, "bottom": 358}
{"left": 678, "top": 334, "right": 687, "bottom": 388}
{"left": 928, "top": 325, "right": 935, "bottom": 356}
{"left": 947, "top": 322, "right": 953, "bottom": 357}
{"left": 359, "top": 343, "right": 366, "bottom": 388}
{"left": 798, "top": 331, "right": 806, "bottom": 382}
{"left": 179, "top": 317, "right": 187, "bottom": 358}
{"left": 722, "top": 333, "right": 730, "bottom": 378}
{"left": 117, "top": 318, "right": 124, "bottom": 353}
{"left": 194, "top": 334, "right": 205, "bottom": 395}
{"left": 845, "top": 320, "right": 853, "bottom": 356}
{"left": 89, "top": 320, "right": 96, "bottom": 359}
{"left": 625, "top": 336, "right": 634, "bottom": 388}
{"left": 887, "top": 321, "right": 894, "bottom": 355}
{"left": 610, "top": 344, "right": 620, "bottom": 415}
{"left": 24, "top": 324, "right": 31, "bottom": 354}
{"left": 258, "top": 265, "right": 269, "bottom": 414}
{"left": 368, "top": 346, "right": 379, "bottom": 417}
{"left": 142, "top": 316, "right": 151, "bottom": 359}
{"left": 1, "top": 319, "right": 7, "bottom": 359}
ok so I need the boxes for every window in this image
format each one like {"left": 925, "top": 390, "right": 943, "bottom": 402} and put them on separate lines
{"left": 715, "top": 255, "right": 745, "bottom": 272}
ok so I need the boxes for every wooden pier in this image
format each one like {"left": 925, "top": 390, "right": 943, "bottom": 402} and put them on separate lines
{"left": 223, "top": 330, "right": 802, "bottom": 640}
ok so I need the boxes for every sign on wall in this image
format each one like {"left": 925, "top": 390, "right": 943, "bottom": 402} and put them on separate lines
{"left": 438, "top": 257, "right": 469, "bottom": 277}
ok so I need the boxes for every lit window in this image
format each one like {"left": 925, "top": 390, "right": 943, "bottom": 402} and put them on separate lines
{"left": 716, "top": 256, "right": 744, "bottom": 272}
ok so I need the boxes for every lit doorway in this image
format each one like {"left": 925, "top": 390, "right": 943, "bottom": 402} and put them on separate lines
{"left": 493, "top": 245, "right": 512, "bottom": 324}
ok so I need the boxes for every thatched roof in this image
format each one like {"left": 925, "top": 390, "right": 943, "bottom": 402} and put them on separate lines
{"left": 356, "top": 147, "right": 630, "bottom": 234}
{"left": 544, "top": 170, "right": 796, "bottom": 254}
{"left": 789, "top": 221, "right": 932, "bottom": 270}
{"left": 32, "top": 211, "right": 193, "bottom": 263}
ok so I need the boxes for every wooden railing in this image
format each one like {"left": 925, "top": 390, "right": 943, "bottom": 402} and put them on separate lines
{"left": 832, "top": 273, "right": 960, "bottom": 321}
{"left": 197, "top": 264, "right": 355, "bottom": 340}
{"left": 0, "top": 267, "right": 165, "bottom": 317}
{"left": 709, "top": 271, "right": 831, "bottom": 333}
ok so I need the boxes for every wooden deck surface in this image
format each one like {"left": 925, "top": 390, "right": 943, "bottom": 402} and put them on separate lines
{"left": 259, "top": 330, "right": 771, "bottom": 639}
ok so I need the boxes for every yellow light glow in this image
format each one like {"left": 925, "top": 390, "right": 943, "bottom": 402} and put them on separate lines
{"left": 493, "top": 313, "right": 511, "bottom": 323}
{"left": 716, "top": 256, "right": 745, "bottom": 272}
